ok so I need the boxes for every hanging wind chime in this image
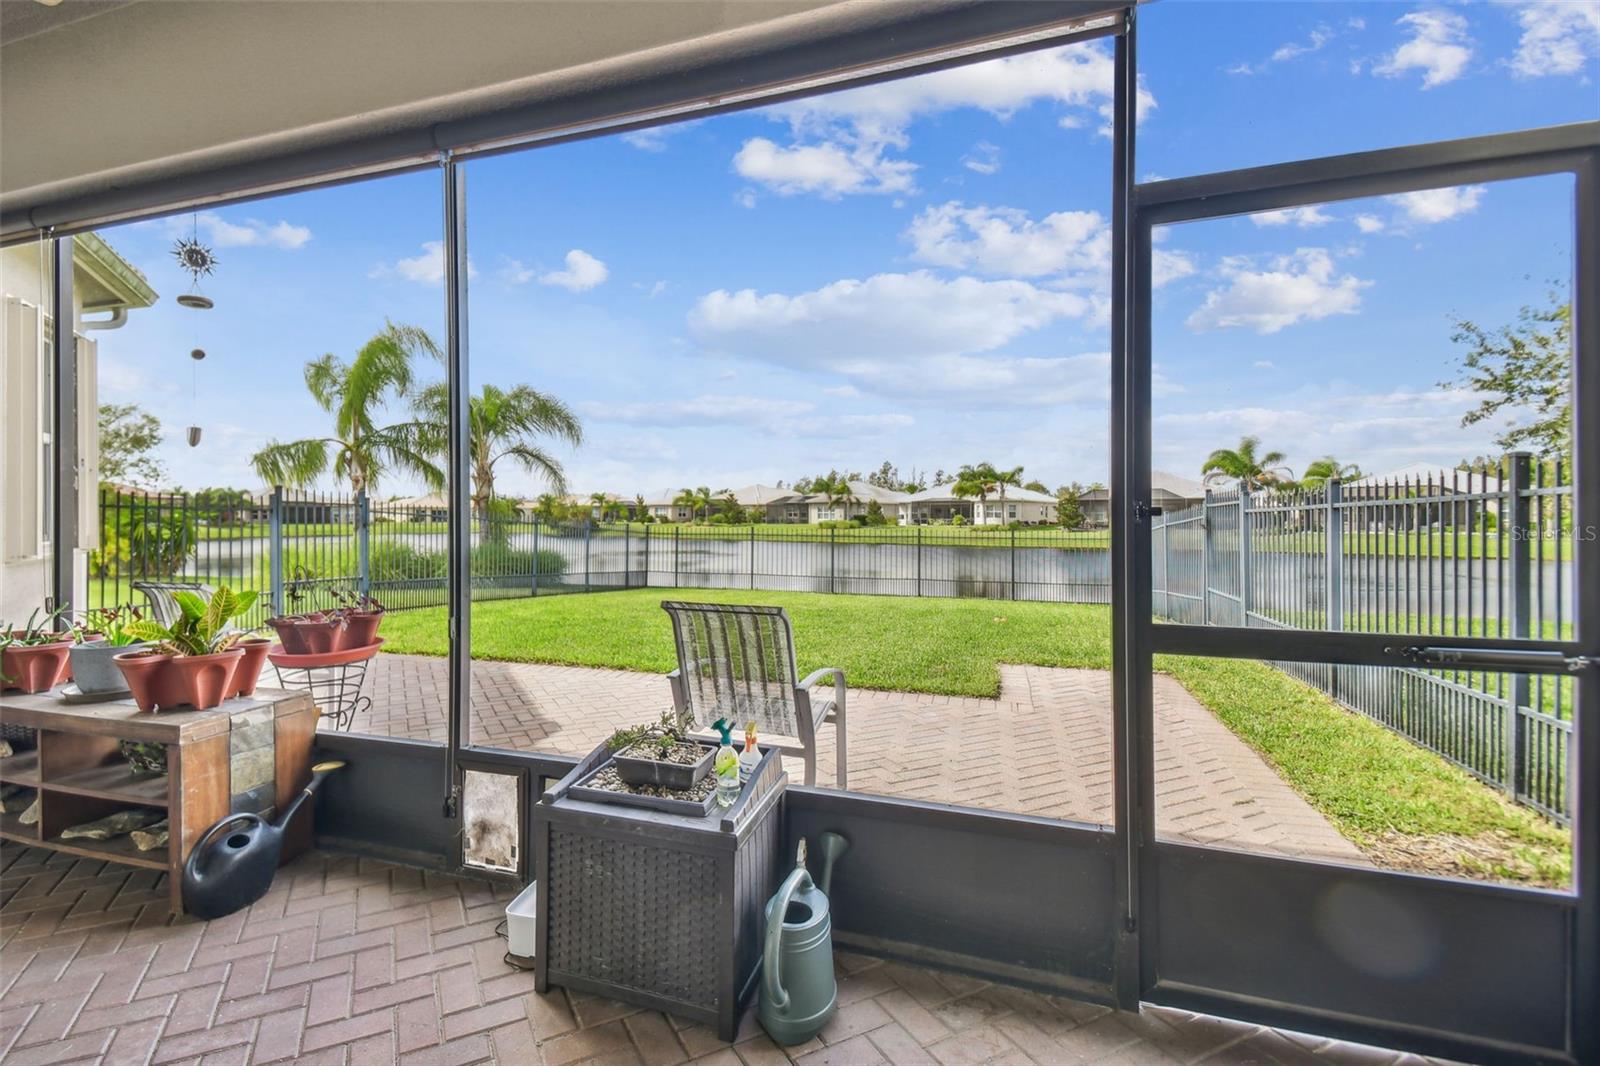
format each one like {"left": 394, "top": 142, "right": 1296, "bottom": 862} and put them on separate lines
{"left": 171, "top": 216, "right": 218, "bottom": 446}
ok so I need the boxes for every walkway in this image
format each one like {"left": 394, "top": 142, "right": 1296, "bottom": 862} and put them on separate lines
{"left": 344, "top": 654, "right": 1363, "bottom": 865}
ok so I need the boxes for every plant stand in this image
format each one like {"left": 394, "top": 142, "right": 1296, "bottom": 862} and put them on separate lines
{"left": 266, "top": 640, "right": 381, "bottom": 731}
{"left": 533, "top": 741, "right": 786, "bottom": 1041}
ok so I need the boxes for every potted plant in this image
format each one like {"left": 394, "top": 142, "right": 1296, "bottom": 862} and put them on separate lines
{"left": 115, "top": 586, "right": 260, "bottom": 712}
{"left": 1, "top": 607, "right": 74, "bottom": 694}
{"left": 606, "top": 712, "right": 715, "bottom": 790}
{"left": 332, "top": 590, "right": 385, "bottom": 650}
{"left": 266, "top": 609, "right": 346, "bottom": 655}
{"left": 69, "top": 606, "right": 152, "bottom": 696}
{"left": 232, "top": 636, "right": 273, "bottom": 698}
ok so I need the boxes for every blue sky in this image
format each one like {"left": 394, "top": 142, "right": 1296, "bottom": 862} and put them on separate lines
{"left": 99, "top": 1, "right": 1597, "bottom": 499}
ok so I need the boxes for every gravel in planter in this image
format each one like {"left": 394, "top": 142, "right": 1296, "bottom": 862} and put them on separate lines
{"left": 585, "top": 764, "right": 718, "bottom": 802}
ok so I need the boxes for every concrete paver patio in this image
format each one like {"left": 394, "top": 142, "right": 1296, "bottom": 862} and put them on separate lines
{"left": 0, "top": 845, "right": 1448, "bottom": 1065}
{"left": 339, "top": 653, "right": 1363, "bottom": 865}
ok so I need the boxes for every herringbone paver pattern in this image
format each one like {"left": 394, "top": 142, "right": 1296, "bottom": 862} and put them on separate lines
{"left": 0, "top": 845, "right": 1446, "bottom": 1065}
{"left": 340, "top": 655, "right": 1362, "bottom": 863}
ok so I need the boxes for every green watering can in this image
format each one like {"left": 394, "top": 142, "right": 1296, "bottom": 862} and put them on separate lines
{"left": 760, "top": 832, "right": 849, "bottom": 1046}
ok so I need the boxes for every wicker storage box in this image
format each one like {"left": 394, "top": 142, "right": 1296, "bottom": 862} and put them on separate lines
{"left": 533, "top": 741, "right": 786, "bottom": 1040}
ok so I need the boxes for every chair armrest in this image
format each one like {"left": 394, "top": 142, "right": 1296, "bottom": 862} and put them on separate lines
{"left": 797, "top": 667, "right": 845, "bottom": 692}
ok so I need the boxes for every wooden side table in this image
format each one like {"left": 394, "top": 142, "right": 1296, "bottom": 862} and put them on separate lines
{"left": 0, "top": 687, "right": 317, "bottom": 913}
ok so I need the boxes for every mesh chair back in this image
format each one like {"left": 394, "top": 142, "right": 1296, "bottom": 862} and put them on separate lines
{"left": 661, "top": 601, "right": 800, "bottom": 738}
{"left": 132, "top": 581, "right": 215, "bottom": 628}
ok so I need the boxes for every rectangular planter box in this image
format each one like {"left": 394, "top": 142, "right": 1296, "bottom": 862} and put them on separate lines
{"left": 611, "top": 740, "right": 715, "bottom": 790}
{"left": 533, "top": 740, "right": 786, "bottom": 1040}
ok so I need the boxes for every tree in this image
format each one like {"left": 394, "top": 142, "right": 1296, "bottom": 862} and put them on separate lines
{"left": 633, "top": 493, "right": 648, "bottom": 520}
{"left": 864, "top": 499, "right": 889, "bottom": 526}
{"left": 1023, "top": 480, "right": 1049, "bottom": 494}
{"left": 589, "top": 492, "right": 610, "bottom": 521}
{"left": 1201, "top": 436, "right": 1292, "bottom": 489}
{"left": 673, "top": 487, "right": 702, "bottom": 522}
{"left": 993, "top": 464, "right": 1024, "bottom": 504}
{"left": 98, "top": 402, "right": 165, "bottom": 487}
{"left": 952, "top": 462, "right": 999, "bottom": 514}
{"left": 1299, "top": 457, "right": 1362, "bottom": 491}
{"left": 867, "top": 461, "right": 901, "bottom": 490}
{"left": 1055, "top": 482, "right": 1087, "bottom": 529}
{"left": 412, "top": 381, "right": 582, "bottom": 536}
{"left": 1447, "top": 297, "right": 1571, "bottom": 459}
{"left": 812, "top": 474, "right": 856, "bottom": 519}
{"left": 251, "top": 321, "right": 443, "bottom": 494}
{"left": 533, "top": 493, "right": 565, "bottom": 524}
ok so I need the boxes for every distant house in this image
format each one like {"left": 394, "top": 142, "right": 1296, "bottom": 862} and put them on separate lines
{"left": 1345, "top": 462, "right": 1506, "bottom": 531}
{"left": 805, "top": 480, "right": 910, "bottom": 523}
{"left": 385, "top": 493, "right": 450, "bottom": 523}
{"left": 1078, "top": 471, "right": 1204, "bottom": 528}
{"left": 899, "top": 485, "right": 1058, "bottom": 525}
{"left": 728, "top": 484, "right": 808, "bottom": 523}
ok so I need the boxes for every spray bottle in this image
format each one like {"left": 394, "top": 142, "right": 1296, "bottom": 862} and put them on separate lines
{"left": 713, "top": 718, "right": 741, "bottom": 808}
{"left": 739, "top": 721, "right": 762, "bottom": 782}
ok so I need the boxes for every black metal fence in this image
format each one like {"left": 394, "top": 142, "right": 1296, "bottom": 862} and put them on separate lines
{"left": 1151, "top": 452, "right": 1577, "bottom": 823}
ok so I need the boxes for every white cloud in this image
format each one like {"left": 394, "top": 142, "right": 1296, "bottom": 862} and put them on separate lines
{"left": 962, "top": 141, "right": 1002, "bottom": 175}
{"left": 1373, "top": 10, "right": 1473, "bottom": 88}
{"left": 1253, "top": 360, "right": 1277, "bottom": 370}
{"left": 690, "top": 271, "right": 1092, "bottom": 373}
{"left": 538, "top": 249, "right": 609, "bottom": 292}
{"left": 842, "top": 352, "right": 1112, "bottom": 406}
{"left": 906, "top": 202, "right": 1108, "bottom": 279}
{"left": 1509, "top": 1, "right": 1600, "bottom": 77}
{"left": 1387, "top": 185, "right": 1486, "bottom": 224}
{"left": 582, "top": 394, "right": 811, "bottom": 426}
{"left": 1250, "top": 206, "right": 1335, "bottom": 228}
{"left": 732, "top": 137, "right": 915, "bottom": 198}
{"left": 1186, "top": 248, "right": 1371, "bottom": 334}
{"left": 823, "top": 385, "right": 861, "bottom": 398}
{"left": 737, "top": 42, "right": 1155, "bottom": 199}
{"left": 369, "top": 241, "right": 478, "bottom": 284}
{"left": 163, "top": 212, "right": 311, "bottom": 250}
{"left": 1354, "top": 214, "right": 1386, "bottom": 234}
{"left": 1230, "top": 23, "right": 1340, "bottom": 75}
{"left": 1152, "top": 249, "right": 1198, "bottom": 288}
{"left": 734, "top": 188, "right": 758, "bottom": 209}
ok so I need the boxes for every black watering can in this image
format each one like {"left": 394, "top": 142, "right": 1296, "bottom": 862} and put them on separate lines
{"left": 182, "top": 760, "right": 345, "bottom": 919}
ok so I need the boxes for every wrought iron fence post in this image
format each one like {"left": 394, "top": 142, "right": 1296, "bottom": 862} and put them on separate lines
{"left": 584, "top": 520, "right": 592, "bottom": 593}
{"left": 1158, "top": 512, "right": 1170, "bottom": 618}
{"left": 356, "top": 489, "right": 371, "bottom": 599}
{"left": 674, "top": 525, "right": 681, "bottom": 589}
{"left": 624, "top": 523, "right": 631, "bottom": 590}
{"left": 269, "top": 486, "right": 285, "bottom": 615}
{"left": 1201, "top": 489, "right": 1213, "bottom": 625}
{"left": 1507, "top": 451, "right": 1533, "bottom": 798}
{"left": 532, "top": 520, "right": 540, "bottom": 597}
{"left": 1010, "top": 527, "right": 1018, "bottom": 601}
{"left": 916, "top": 526, "right": 923, "bottom": 597}
{"left": 642, "top": 523, "right": 650, "bottom": 588}
{"left": 1325, "top": 479, "right": 1343, "bottom": 701}
{"left": 830, "top": 526, "right": 837, "bottom": 594}
{"left": 1237, "top": 479, "right": 1253, "bottom": 627}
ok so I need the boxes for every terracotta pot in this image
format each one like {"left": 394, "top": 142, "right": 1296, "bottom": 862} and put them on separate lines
{"left": 114, "top": 650, "right": 177, "bottom": 712}
{"left": 169, "top": 650, "right": 245, "bottom": 710}
{"left": 232, "top": 639, "right": 272, "bottom": 697}
{"left": 293, "top": 618, "right": 345, "bottom": 656}
{"left": 267, "top": 618, "right": 311, "bottom": 655}
{"left": 338, "top": 611, "right": 383, "bottom": 650}
{"left": 114, "top": 649, "right": 244, "bottom": 712}
{"left": 1, "top": 635, "right": 73, "bottom": 694}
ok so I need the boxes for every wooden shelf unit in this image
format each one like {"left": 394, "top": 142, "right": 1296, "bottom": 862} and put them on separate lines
{"left": 0, "top": 686, "right": 317, "bottom": 912}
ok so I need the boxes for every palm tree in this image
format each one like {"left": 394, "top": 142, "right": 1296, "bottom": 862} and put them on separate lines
{"left": 673, "top": 488, "right": 700, "bottom": 522}
{"left": 589, "top": 492, "right": 610, "bottom": 522}
{"left": 533, "top": 493, "right": 563, "bottom": 524}
{"left": 993, "top": 464, "right": 1024, "bottom": 505}
{"left": 1299, "top": 456, "right": 1362, "bottom": 491}
{"left": 250, "top": 321, "right": 442, "bottom": 494}
{"left": 1201, "top": 436, "right": 1293, "bottom": 490}
{"left": 813, "top": 475, "right": 856, "bottom": 520}
{"left": 412, "top": 381, "right": 582, "bottom": 533}
{"left": 952, "top": 462, "right": 999, "bottom": 521}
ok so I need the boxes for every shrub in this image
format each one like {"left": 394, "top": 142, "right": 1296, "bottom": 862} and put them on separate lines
{"left": 370, "top": 540, "right": 567, "bottom": 583}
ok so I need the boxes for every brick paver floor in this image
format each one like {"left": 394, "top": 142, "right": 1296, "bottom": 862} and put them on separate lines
{"left": 0, "top": 845, "right": 1449, "bottom": 1065}
{"left": 336, "top": 654, "right": 1363, "bottom": 865}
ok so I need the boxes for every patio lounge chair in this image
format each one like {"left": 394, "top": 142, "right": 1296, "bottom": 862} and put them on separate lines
{"left": 132, "top": 581, "right": 218, "bottom": 628}
{"left": 662, "top": 600, "right": 847, "bottom": 788}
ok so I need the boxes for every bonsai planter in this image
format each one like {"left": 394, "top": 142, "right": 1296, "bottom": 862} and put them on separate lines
{"left": 2, "top": 636, "right": 73, "bottom": 694}
{"left": 114, "top": 649, "right": 245, "bottom": 712}
{"left": 535, "top": 741, "right": 785, "bottom": 1041}
{"left": 611, "top": 740, "right": 715, "bottom": 790}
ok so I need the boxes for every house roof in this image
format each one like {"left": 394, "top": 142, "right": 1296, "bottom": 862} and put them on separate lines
{"left": 902, "top": 484, "right": 1057, "bottom": 505}
{"left": 804, "top": 480, "right": 911, "bottom": 505}
{"left": 1079, "top": 471, "right": 1202, "bottom": 502}
{"left": 74, "top": 232, "right": 158, "bottom": 311}
{"left": 727, "top": 484, "right": 806, "bottom": 506}
{"left": 1348, "top": 463, "right": 1504, "bottom": 493}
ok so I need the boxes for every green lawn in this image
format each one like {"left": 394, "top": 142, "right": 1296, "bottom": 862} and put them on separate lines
{"left": 382, "top": 586, "right": 1569, "bottom": 886}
